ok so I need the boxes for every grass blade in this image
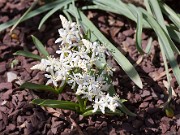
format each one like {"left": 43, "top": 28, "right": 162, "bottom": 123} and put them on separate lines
{"left": 67, "top": 6, "right": 143, "bottom": 89}
{"left": 20, "top": 82, "right": 58, "bottom": 94}
{"left": 0, "top": 0, "right": 68, "bottom": 32}
{"left": 31, "top": 35, "right": 49, "bottom": 57}
{"left": 142, "top": 12, "right": 180, "bottom": 87}
{"left": 13, "top": 50, "right": 41, "bottom": 60}
{"left": 160, "top": 2, "right": 180, "bottom": 29}
{"left": 149, "top": 0, "right": 175, "bottom": 106}
{"left": 158, "top": 39, "right": 172, "bottom": 107}
{"left": 144, "top": 0, "right": 153, "bottom": 15}
{"left": 135, "top": 10, "right": 144, "bottom": 54}
{"left": 93, "top": 0, "right": 136, "bottom": 22}
{"left": 145, "top": 37, "right": 153, "bottom": 54}
{"left": 32, "top": 99, "right": 79, "bottom": 111}
{"left": 119, "top": 103, "right": 136, "bottom": 116}
{"left": 82, "top": 109, "right": 123, "bottom": 117}
{"left": 148, "top": 1, "right": 168, "bottom": 33}
{"left": 148, "top": 1, "right": 179, "bottom": 54}
{"left": 10, "top": 0, "right": 38, "bottom": 33}
{"left": 167, "top": 26, "right": 180, "bottom": 43}
{"left": 38, "top": 0, "right": 72, "bottom": 29}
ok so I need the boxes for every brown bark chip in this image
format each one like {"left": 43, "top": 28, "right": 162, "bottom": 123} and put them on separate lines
{"left": 2, "top": 89, "right": 13, "bottom": 100}
{"left": 0, "top": 82, "right": 12, "bottom": 91}
{"left": 0, "top": 2, "right": 180, "bottom": 134}
{"left": 141, "top": 90, "right": 151, "bottom": 98}
{"left": 0, "top": 62, "right": 6, "bottom": 74}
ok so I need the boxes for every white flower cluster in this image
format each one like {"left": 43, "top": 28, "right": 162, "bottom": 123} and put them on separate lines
{"left": 31, "top": 15, "right": 120, "bottom": 114}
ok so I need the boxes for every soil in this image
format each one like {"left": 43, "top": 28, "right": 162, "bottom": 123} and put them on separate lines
{"left": 0, "top": 0, "right": 180, "bottom": 135}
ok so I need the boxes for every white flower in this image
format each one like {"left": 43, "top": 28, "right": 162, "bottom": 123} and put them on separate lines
{"left": 76, "top": 85, "right": 85, "bottom": 95}
{"left": 82, "top": 39, "right": 93, "bottom": 53}
{"left": 45, "top": 73, "right": 58, "bottom": 87}
{"left": 56, "top": 45, "right": 72, "bottom": 60}
{"left": 59, "top": 15, "right": 70, "bottom": 29}
{"left": 31, "top": 59, "right": 49, "bottom": 71}
{"left": 92, "top": 94, "right": 120, "bottom": 113}
{"left": 67, "top": 73, "right": 84, "bottom": 89}
{"left": 55, "top": 69, "right": 67, "bottom": 81}
{"left": 102, "top": 62, "right": 116, "bottom": 76}
{"left": 93, "top": 96, "right": 107, "bottom": 114}
{"left": 107, "top": 95, "right": 120, "bottom": 112}
{"left": 55, "top": 15, "right": 82, "bottom": 45}
{"left": 31, "top": 14, "right": 119, "bottom": 115}
{"left": 73, "top": 50, "right": 90, "bottom": 60}
{"left": 77, "top": 59, "right": 88, "bottom": 71}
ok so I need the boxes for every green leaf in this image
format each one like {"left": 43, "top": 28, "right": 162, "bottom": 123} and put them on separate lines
{"left": 108, "top": 85, "right": 116, "bottom": 97}
{"left": 20, "top": 82, "right": 58, "bottom": 94}
{"left": 144, "top": 0, "right": 153, "bottom": 15}
{"left": 167, "top": 26, "right": 180, "bottom": 43}
{"left": 0, "top": 0, "right": 69, "bottom": 32}
{"left": 91, "top": 0, "right": 180, "bottom": 42}
{"left": 67, "top": 6, "right": 143, "bottom": 89}
{"left": 91, "top": 0, "right": 150, "bottom": 28}
{"left": 119, "top": 103, "right": 136, "bottom": 116}
{"left": 145, "top": 37, "right": 153, "bottom": 54}
{"left": 135, "top": 10, "right": 144, "bottom": 54}
{"left": 31, "top": 35, "right": 49, "bottom": 57}
{"left": 83, "top": 29, "right": 91, "bottom": 40}
{"left": 147, "top": 1, "right": 179, "bottom": 54}
{"left": 82, "top": 109, "right": 123, "bottom": 117}
{"left": 142, "top": 11, "right": 180, "bottom": 87}
{"left": 38, "top": 0, "right": 72, "bottom": 29}
{"left": 13, "top": 50, "right": 41, "bottom": 60}
{"left": 32, "top": 99, "right": 79, "bottom": 112}
{"left": 63, "top": 9, "right": 72, "bottom": 22}
{"left": 148, "top": 0, "right": 174, "bottom": 106}
{"left": 160, "top": 2, "right": 180, "bottom": 29}
{"left": 92, "top": 0, "right": 136, "bottom": 22}
{"left": 10, "top": 0, "right": 38, "bottom": 33}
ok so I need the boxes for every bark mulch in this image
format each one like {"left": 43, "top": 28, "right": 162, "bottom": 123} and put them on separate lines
{"left": 0, "top": 0, "right": 180, "bottom": 134}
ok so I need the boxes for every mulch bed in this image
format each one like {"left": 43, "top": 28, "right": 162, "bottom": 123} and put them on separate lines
{"left": 0, "top": 0, "right": 180, "bottom": 134}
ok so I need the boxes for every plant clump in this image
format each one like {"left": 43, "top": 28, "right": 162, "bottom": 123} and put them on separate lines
{"left": 31, "top": 15, "right": 121, "bottom": 114}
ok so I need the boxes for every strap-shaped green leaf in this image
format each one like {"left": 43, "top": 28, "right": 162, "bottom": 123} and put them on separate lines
{"left": 148, "top": 0, "right": 176, "bottom": 106}
{"left": 144, "top": 0, "right": 153, "bottom": 16}
{"left": 38, "top": 0, "right": 72, "bottom": 29}
{"left": 20, "top": 82, "right": 58, "bottom": 94}
{"left": 82, "top": 109, "right": 123, "bottom": 117}
{"left": 31, "top": 35, "right": 49, "bottom": 57}
{"left": 67, "top": 6, "right": 143, "bottom": 89}
{"left": 90, "top": 0, "right": 180, "bottom": 43}
{"left": 141, "top": 0, "right": 180, "bottom": 54}
{"left": 136, "top": 11, "right": 144, "bottom": 54}
{"left": 167, "top": 26, "right": 180, "bottom": 43}
{"left": 0, "top": 0, "right": 69, "bottom": 32}
{"left": 10, "top": 0, "right": 38, "bottom": 33}
{"left": 145, "top": 37, "right": 153, "bottom": 54}
{"left": 13, "top": 50, "right": 41, "bottom": 60}
{"left": 159, "top": 2, "right": 180, "bottom": 29}
{"left": 142, "top": 12, "right": 180, "bottom": 87}
{"left": 32, "top": 99, "right": 79, "bottom": 112}
{"left": 119, "top": 103, "right": 136, "bottom": 116}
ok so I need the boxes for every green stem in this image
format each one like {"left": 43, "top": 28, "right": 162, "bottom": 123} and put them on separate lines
{"left": 77, "top": 95, "right": 85, "bottom": 113}
{"left": 57, "top": 81, "right": 66, "bottom": 94}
